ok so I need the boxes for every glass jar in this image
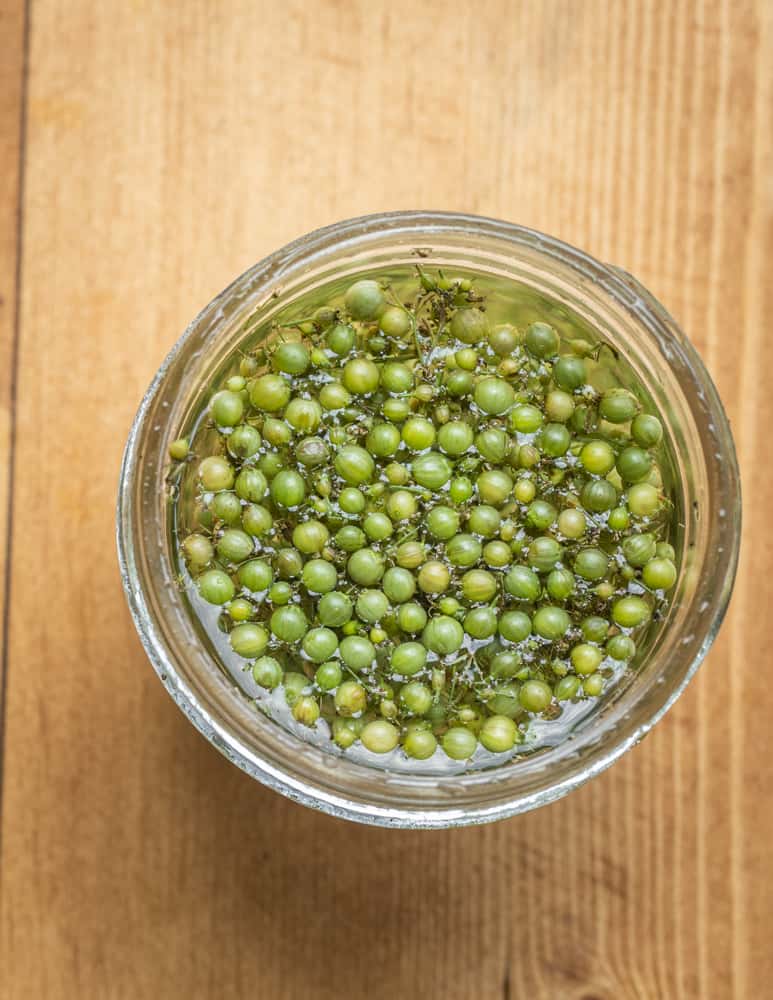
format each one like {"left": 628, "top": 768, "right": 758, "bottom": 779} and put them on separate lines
{"left": 116, "top": 211, "right": 740, "bottom": 828}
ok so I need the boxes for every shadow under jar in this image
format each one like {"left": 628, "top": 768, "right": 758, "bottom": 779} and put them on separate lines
{"left": 117, "top": 212, "right": 740, "bottom": 829}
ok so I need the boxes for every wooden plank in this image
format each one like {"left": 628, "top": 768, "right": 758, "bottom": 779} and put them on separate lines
{"left": 1, "top": 1, "right": 771, "bottom": 997}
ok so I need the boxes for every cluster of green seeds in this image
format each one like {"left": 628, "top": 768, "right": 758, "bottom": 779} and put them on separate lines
{"left": 169, "top": 269, "right": 677, "bottom": 764}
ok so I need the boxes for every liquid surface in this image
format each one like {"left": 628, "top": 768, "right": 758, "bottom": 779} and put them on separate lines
{"left": 168, "top": 267, "right": 677, "bottom": 772}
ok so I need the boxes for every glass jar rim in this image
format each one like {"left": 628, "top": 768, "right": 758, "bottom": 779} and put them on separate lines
{"left": 117, "top": 211, "right": 741, "bottom": 828}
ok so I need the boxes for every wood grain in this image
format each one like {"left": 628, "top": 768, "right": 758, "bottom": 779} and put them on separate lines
{"left": 0, "top": 0, "right": 26, "bottom": 691}
{"left": 1, "top": 1, "right": 770, "bottom": 997}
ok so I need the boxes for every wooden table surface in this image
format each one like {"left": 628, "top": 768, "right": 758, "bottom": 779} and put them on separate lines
{"left": 1, "top": 2, "right": 771, "bottom": 997}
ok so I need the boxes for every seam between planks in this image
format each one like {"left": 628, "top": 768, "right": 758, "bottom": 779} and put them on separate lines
{"left": 0, "top": 0, "right": 32, "bottom": 887}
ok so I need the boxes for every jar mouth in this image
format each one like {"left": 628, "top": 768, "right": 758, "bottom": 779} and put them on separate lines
{"left": 117, "top": 211, "right": 741, "bottom": 829}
